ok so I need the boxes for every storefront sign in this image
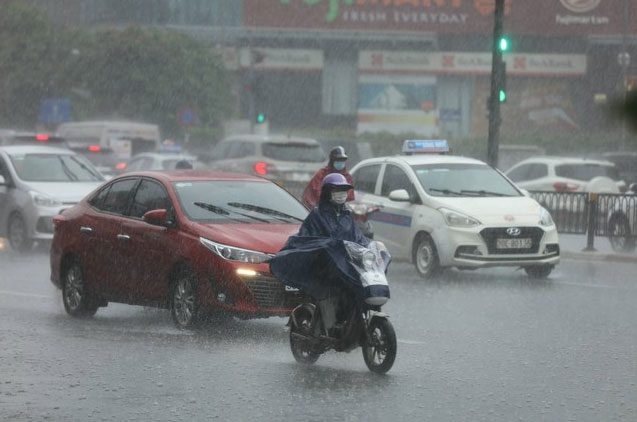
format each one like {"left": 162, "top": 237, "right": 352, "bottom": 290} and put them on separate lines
{"left": 359, "top": 51, "right": 587, "bottom": 76}
{"left": 239, "top": 48, "right": 324, "bottom": 70}
{"left": 244, "top": 0, "right": 636, "bottom": 36}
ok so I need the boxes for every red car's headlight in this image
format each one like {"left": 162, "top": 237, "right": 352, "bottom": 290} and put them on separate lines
{"left": 199, "top": 237, "right": 272, "bottom": 264}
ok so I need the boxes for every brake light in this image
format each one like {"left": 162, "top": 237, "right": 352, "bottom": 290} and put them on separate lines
{"left": 253, "top": 161, "right": 268, "bottom": 175}
{"left": 553, "top": 182, "right": 580, "bottom": 192}
{"left": 36, "top": 134, "right": 50, "bottom": 142}
{"left": 88, "top": 145, "right": 101, "bottom": 152}
{"left": 115, "top": 162, "right": 127, "bottom": 170}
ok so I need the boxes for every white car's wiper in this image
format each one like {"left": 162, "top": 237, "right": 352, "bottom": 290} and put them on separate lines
{"left": 193, "top": 202, "right": 269, "bottom": 223}
{"left": 428, "top": 188, "right": 463, "bottom": 196}
{"left": 227, "top": 202, "right": 304, "bottom": 222}
{"left": 460, "top": 189, "right": 513, "bottom": 197}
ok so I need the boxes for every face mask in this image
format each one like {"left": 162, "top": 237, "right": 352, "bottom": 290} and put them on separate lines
{"left": 333, "top": 161, "right": 346, "bottom": 171}
{"left": 331, "top": 191, "right": 348, "bottom": 204}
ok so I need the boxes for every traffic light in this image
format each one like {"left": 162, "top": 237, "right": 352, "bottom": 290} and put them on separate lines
{"left": 256, "top": 112, "right": 266, "bottom": 124}
{"left": 498, "top": 35, "right": 510, "bottom": 53}
{"left": 497, "top": 60, "right": 507, "bottom": 103}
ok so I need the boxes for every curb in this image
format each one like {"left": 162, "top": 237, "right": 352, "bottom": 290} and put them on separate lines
{"left": 561, "top": 250, "right": 637, "bottom": 263}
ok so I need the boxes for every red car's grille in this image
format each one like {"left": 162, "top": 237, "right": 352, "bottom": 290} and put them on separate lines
{"left": 244, "top": 277, "right": 305, "bottom": 309}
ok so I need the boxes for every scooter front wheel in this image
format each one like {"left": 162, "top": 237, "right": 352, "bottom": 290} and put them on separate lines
{"left": 290, "top": 308, "right": 320, "bottom": 365}
{"left": 362, "top": 317, "right": 397, "bottom": 373}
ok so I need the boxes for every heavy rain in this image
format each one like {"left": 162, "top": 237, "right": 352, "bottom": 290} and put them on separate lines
{"left": 1, "top": 1, "right": 637, "bottom": 421}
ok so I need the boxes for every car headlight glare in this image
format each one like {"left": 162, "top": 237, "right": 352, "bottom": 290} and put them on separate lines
{"left": 439, "top": 207, "right": 480, "bottom": 227}
{"left": 539, "top": 207, "right": 554, "bottom": 227}
{"left": 29, "top": 191, "right": 62, "bottom": 207}
{"left": 200, "top": 237, "right": 271, "bottom": 264}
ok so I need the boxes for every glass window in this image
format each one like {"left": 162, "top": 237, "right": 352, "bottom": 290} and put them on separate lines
{"left": 211, "top": 142, "right": 232, "bottom": 159}
{"left": 126, "top": 157, "right": 154, "bottom": 171}
{"left": 226, "top": 142, "right": 244, "bottom": 159}
{"left": 101, "top": 178, "right": 139, "bottom": 215}
{"left": 506, "top": 164, "right": 530, "bottom": 182}
{"left": 174, "top": 180, "right": 308, "bottom": 224}
{"left": 527, "top": 164, "right": 548, "bottom": 180}
{"left": 381, "top": 165, "right": 419, "bottom": 202}
{"left": 555, "top": 164, "right": 619, "bottom": 181}
{"left": 128, "top": 179, "right": 171, "bottom": 218}
{"left": 415, "top": 163, "right": 521, "bottom": 197}
{"left": 89, "top": 185, "right": 111, "bottom": 209}
{"left": 0, "top": 156, "right": 9, "bottom": 180}
{"left": 353, "top": 164, "right": 380, "bottom": 194}
{"left": 262, "top": 143, "right": 325, "bottom": 162}
{"left": 9, "top": 153, "right": 104, "bottom": 182}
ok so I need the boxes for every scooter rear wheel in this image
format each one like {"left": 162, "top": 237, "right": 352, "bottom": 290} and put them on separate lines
{"left": 362, "top": 317, "right": 397, "bottom": 374}
{"left": 290, "top": 309, "right": 320, "bottom": 365}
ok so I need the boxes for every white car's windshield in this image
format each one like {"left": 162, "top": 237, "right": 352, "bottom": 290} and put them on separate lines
{"left": 9, "top": 153, "right": 104, "bottom": 182}
{"left": 414, "top": 163, "right": 521, "bottom": 197}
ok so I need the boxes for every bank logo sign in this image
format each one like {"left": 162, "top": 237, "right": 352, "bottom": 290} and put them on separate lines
{"left": 559, "top": 0, "right": 601, "bottom": 13}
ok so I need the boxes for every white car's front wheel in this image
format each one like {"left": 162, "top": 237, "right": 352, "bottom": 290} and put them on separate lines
{"left": 413, "top": 234, "right": 441, "bottom": 279}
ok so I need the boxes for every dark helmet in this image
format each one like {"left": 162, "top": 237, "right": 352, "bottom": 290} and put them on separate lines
{"left": 321, "top": 173, "right": 352, "bottom": 190}
{"left": 329, "top": 146, "right": 348, "bottom": 162}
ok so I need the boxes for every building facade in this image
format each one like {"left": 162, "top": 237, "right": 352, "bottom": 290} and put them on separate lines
{"left": 36, "top": 0, "right": 637, "bottom": 138}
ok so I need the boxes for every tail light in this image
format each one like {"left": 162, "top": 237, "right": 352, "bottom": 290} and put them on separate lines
{"left": 253, "top": 161, "right": 276, "bottom": 176}
{"left": 115, "top": 162, "right": 127, "bottom": 170}
{"left": 553, "top": 182, "right": 579, "bottom": 192}
{"left": 87, "top": 145, "right": 101, "bottom": 152}
{"left": 36, "top": 134, "right": 50, "bottom": 142}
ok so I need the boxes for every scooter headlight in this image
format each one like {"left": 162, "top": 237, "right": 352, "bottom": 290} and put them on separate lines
{"left": 363, "top": 250, "right": 376, "bottom": 270}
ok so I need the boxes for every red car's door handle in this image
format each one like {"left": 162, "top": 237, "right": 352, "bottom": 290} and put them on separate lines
{"left": 80, "top": 226, "right": 93, "bottom": 234}
{"left": 117, "top": 234, "right": 130, "bottom": 241}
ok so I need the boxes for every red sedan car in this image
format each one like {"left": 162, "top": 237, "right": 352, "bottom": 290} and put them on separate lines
{"left": 50, "top": 171, "right": 308, "bottom": 328}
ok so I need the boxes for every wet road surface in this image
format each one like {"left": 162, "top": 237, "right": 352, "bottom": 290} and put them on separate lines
{"left": 1, "top": 250, "right": 636, "bottom": 421}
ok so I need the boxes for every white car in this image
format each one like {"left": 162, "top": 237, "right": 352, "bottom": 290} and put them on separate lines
{"left": 124, "top": 152, "right": 206, "bottom": 172}
{"left": 0, "top": 145, "right": 105, "bottom": 251}
{"left": 505, "top": 156, "right": 624, "bottom": 193}
{"left": 350, "top": 146, "right": 559, "bottom": 279}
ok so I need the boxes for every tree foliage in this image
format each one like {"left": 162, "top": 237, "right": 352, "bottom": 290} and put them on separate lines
{"left": 0, "top": 2, "right": 232, "bottom": 140}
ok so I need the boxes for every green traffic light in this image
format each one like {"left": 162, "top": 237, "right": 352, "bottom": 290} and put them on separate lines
{"left": 499, "top": 36, "right": 510, "bottom": 52}
{"left": 499, "top": 89, "right": 507, "bottom": 103}
{"left": 256, "top": 113, "right": 266, "bottom": 124}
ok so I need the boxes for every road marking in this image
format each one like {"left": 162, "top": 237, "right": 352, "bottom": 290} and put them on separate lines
{"left": 398, "top": 339, "right": 427, "bottom": 345}
{"left": 0, "top": 290, "right": 51, "bottom": 299}
{"left": 555, "top": 280, "right": 637, "bottom": 290}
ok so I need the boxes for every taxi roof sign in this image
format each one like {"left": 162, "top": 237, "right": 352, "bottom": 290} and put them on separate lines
{"left": 402, "top": 139, "right": 450, "bottom": 155}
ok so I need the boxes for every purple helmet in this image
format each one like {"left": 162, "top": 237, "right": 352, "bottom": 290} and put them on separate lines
{"left": 322, "top": 173, "right": 352, "bottom": 190}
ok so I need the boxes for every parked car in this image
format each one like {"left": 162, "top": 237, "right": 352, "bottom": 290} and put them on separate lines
{"left": 207, "top": 135, "right": 326, "bottom": 188}
{"left": 505, "top": 156, "right": 624, "bottom": 193}
{"left": 123, "top": 152, "right": 207, "bottom": 172}
{"left": 50, "top": 170, "right": 308, "bottom": 327}
{"left": 350, "top": 141, "right": 559, "bottom": 279}
{"left": 602, "top": 151, "right": 637, "bottom": 187}
{"left": 0, "top": 145, "right": 105, "bottom": 252}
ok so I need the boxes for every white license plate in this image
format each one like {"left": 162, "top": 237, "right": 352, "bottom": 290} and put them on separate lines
{"left": 285, "top": 286, "right": 299, "bottom": 292}
{"left": 496, "top": 238, "right": 532, "bottom": 249}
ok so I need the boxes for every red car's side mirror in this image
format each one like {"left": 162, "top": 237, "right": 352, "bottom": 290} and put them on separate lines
{"left": 143, "top": 209, "right": 169, "bottom": 226}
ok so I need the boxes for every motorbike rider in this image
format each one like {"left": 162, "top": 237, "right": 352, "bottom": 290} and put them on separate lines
{"left": 298, "top": 172, "right": 369, "bottom": 247}
{"left": 302, "top": 146, "right": 355, "bottom": 209}
{"left": 297, "top": 173, "right": 369, "bottom": 337}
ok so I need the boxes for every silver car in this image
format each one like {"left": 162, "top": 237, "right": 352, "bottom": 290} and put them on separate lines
{"left": 0, "top": 145, "right": 105, "bottom": 252}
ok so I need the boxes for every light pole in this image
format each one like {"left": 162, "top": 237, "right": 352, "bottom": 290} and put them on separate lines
{"left": 619, "top": 0, "right": 630, "bottom": 150}
{"left": 487, "top": 0, "right": 505, "bottom": 168}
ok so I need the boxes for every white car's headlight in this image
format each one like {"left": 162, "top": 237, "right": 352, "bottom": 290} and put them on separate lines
{"left": 200, "top": 237, "right": 272, "bottom": 264}
{"left": 539, "top": 207, "right": 554, "bottom": 227}
{"left": 439, "top": 207, "right": 481, "bottom": 227}
{"left": 29, "top": 191, "right": 62, "bottom": 207}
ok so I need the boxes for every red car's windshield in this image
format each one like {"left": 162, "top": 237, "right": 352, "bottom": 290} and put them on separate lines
{"left": 173, "top": 180, "right": 308, "bottom": 224}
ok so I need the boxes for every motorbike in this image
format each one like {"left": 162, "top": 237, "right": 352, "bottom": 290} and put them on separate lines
{"left": 347, "top": 201, "right": 381, "bottom": 239}
{"left": 274, "top": 239, "right": 396, "bottom": 374}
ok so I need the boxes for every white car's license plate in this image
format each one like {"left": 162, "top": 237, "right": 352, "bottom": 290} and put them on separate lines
{"left": 496, "top": 238, "right": 532, "bottom": 249}
{"left": 289, "top": 172, "right": 310, "bottom": 182}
